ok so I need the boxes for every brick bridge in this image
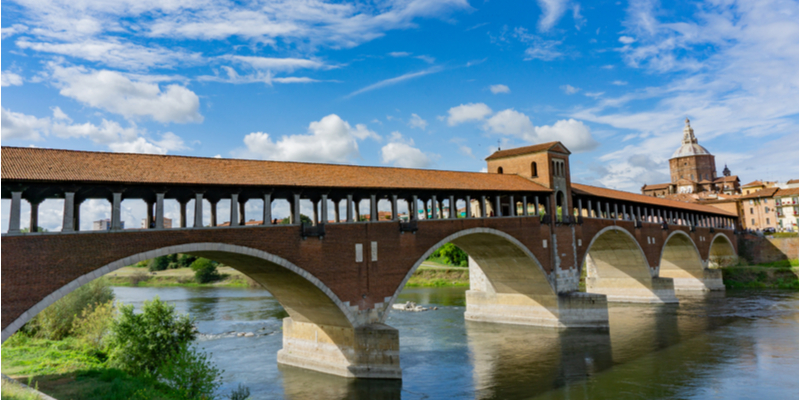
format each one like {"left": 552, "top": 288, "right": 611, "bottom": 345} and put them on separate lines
{"left": 1, "top": 142, "right": 738, "bottom": 379}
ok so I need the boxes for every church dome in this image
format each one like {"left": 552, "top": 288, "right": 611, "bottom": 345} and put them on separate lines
{"left": 671, "top": 118, "right": 711, "bottom": 158}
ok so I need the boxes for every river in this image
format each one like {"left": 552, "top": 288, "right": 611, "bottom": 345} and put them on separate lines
{"left": 111, "top": 286, "right": 798, "bottom": 399}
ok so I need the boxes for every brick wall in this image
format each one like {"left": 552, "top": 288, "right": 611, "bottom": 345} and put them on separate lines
{"left": 737, "top": 234, "right": 798, "bottom": 264}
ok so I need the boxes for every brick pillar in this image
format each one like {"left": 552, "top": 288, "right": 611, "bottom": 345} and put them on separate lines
{"left": 346, "top": 194, "right": 354, "bottom": 222}
{"left": 370, "top": 194, "right": 378, "bottom": 222}
{"left": 230, "top": 193, "right": 239, "bottom": 227}
{"left": 480, "top": 195, "right": 487, "bottom": 217}
{"left": 28, "top": 199, "right": 40, "bottom": 233}
{"left": 465, "top": 195, "right": 472, "bottom": 218}
{"left": 431, "top": 195, "right": 438, "bottom": 219}
{"left": 449, "top": 195, "right": 456, "bottom": 219}
{"left": 194, "top": 193, "right": 204, "bottom": 228}
{"left": 111, "top": 192, "right": 123, "bottom": 230}
{"left": 411, "top": 195, "right": 418, "bottom": 220}
{"left": 179, "top": 199, "right": 187, "bottom": 228}
{"left": 239, "top": 199, "right": 246, "bottom": 225}
{"left": 155, "top": 192, "right": 165, "bottom": 229}
{"left": 62, "top": 191, "right": 75, "bottom": 232}
{"left": 391, "top": 195, "right": 398, "bottom": 221}
{"left": 263, "top": 193, "right": 272, "bottom": 225}
{"left": 292, "top": 194, "right": 301, "bottom": 224}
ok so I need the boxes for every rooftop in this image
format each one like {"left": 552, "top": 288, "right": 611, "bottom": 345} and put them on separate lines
{"left": 671, "top": 118, "right": 712, "bottom": 159}
{"left": 1, "top": 146, "right": 551, "bottom": 193}
{"left": 485, "top": 141, "right": 569, "bottom": 161}
{"left": 573, "top": 183, "right": 737, "bottom": 216}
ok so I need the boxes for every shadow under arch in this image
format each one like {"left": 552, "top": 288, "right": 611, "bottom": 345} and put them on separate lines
{"left": 708, "top": 233, "right": 737, "bottom": 268}
{"left": 383, "top": 228, "right": 609, "bottom": 328}
{"left": 659, "top": 231, "right": 725, "bottom": 291}
{"left": 1, "top": 242, "right": 356, "bottom": 342}
{"left": 581, "top": 226, "right": 678, "bottom": 304}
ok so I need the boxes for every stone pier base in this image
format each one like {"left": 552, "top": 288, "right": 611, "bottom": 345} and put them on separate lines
{"left": 667, "top": 269, "right": 725, "bottom": 291}
{"left": 586, "top": 277, "right": 679, "bottom": 304}
{"left": 276, "top": 318, "right": 401, "bottom": 379}
{"left": 464, "top": 290, "right": 609, "bottom": 329}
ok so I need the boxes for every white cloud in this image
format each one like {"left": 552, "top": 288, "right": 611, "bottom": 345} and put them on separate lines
{"left": 1, "top": 106, "right": 186, "bottom": 154}
{"left": 49, "top": 63, "right": 203, "bottom": 124}
{"left": 514, "top": 28, "right": 564, "bottom": 61}
{"left": 408, "top": 113, "right": 428, "bottom": 130}
{"left": 223, "top": 55, "right": 331, "bottom": 72}
{"left": 240, "top": 114, "right": 376, "bottom": 163}
{"left": 618, "top": 36, "right": 636, "bottom": 44}
{"left": 347, "top": 67, "right": 442, "bottom": 97}
{"left": 381, "top": 133, "right": 435, "bottom": 168}
{"left": 481, "top": 109, "right": 598, "bottom": 152}
{"left": 416, "top": 55, "right": 436, "bottom": 64}
{"left": 560, "top": 84, "right": 580, "bottom": 94}
{"left": 1, "top": 71, "right": 23, "bottom": 87}
{"left": 446, "top": 103, "right": 493, "bottom": 126}
{"left": 2, "top": 24, "right": 28, "bottom": 39}
{"left": 537, "top": 0, "right": 570, "bottom": 32}
{"left": 489, "top": 84, "right": 510, "bottom": 94}
{"left": 388, "top": 51, "right": 411, "bottom": 57}
{"left": 16, "top": 38, "right": 200, "bottom": 70}
{"left": 611, "top": 80, "right": 628, "bottom": 86}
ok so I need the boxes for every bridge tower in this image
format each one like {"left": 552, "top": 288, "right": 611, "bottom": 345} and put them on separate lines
{"left": 485, "top": 142, "right": 573, "bottom": 221}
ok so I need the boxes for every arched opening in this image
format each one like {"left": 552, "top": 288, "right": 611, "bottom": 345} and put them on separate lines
{"left": 555, "top": 192, "right": 565, "bottom": 221}
{"left": 497, "top": 167, "right": 504, "bottom": 174}
{"left": 388, "top": 228, "right": 562, "bottom": 327}
{"left": 531, "top": 162, "right": 538, "bottom": 177}
{"left": 708, "top": 234, "right": 737, "bottom": 268}
{"left": 659, "top": 231, "right": 716, "bottom": 291}
{"left": 582, "top": 227, "right": 678, "bottom": 303}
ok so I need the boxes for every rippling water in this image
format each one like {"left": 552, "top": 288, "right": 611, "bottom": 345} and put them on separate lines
{"left": 112, "top": 286, "right": 798, "bottom": 399}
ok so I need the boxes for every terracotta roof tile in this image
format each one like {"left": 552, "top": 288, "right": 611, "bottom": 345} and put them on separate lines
{"left": 485, "top": 141, "right": 568, "bottom": 160}
{"left": 713, "top": 175, "right": 739, "bottom": 183}
{"left": 1, "top": 146, "right": 550, "bottom": 193}
{"left": 788, "top": 179, "right": 799, "bottom": 184}
{"left": 642, "top": 183, "right": 672, "bottom": 190}
{"left": 572, "top": 183, "right": 736, "bottom": 216}
{"left": 740, "top": 187, "right": 780, "bottom": 199}
{"left": 742, "top": 180, "right": 764, "bottom": 187}
{"left": 775, "top": 188, "right": 799, "bottom": 197}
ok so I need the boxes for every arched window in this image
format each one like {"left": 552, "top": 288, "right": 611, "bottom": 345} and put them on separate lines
{"left": 531, "top": 162, "right": 538, "bottom": 177}
{"left": 497, "top": 167, "right": 504, "bottom": 174}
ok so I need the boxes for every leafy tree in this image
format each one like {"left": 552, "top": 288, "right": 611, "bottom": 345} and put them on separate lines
{"left": 177, "top": 254, "right": 198, "bottom": 269}
{"left": 194, "top": 261, "right": 222, "bottom": 284}
{"left": 107, "top": 297, "right": 195, "bottom": 376}
{"left": 159, "top": 344, "right": 222, "bottom": 399}
{"left": 280, "top": 214, "right": 312, "bottom": 224}
{"left": 71, "top": 300, "right": 115, "bottom": 350}
{"left": 165, "top": 253, "right": 180, "bottom": 269}
{"left": 26, "top": 278, "right": 114, "bottom": 340}
{"left": 189, "top": 258, "right": 218, "bottom": 272}
{"left": 148, "top": 256, "right": 171, "bottom": 272}
{"left": 429, "top": 243, "right": 468, "bottom": 267}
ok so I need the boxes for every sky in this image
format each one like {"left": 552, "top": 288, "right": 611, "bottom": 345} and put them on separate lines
{"left": 1, "top": 0, "right": 798, "bottom": 231}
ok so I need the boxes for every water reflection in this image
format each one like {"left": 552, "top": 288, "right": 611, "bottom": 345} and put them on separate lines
{"left": 111, "top": 287, "right": 798, "bottom": 399}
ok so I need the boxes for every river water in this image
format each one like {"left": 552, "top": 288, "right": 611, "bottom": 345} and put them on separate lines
{"left": 112, "top": 286, "right": 798, "bottom": 399}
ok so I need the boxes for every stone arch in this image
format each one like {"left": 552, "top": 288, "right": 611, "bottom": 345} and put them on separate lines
{"left": 384, "top": 227, "right": 555, "bottom": 315}
{"left": 582, "top": 226, "right": 678, "bottom": 303}
{"left": 658, "top": 231, "right": 721, "bottom": 291}
{"left": 1, "top": 243, "right": 357, "bottom": 343}
{"left": 708, "top": 233, "right": 737, "bottom": 268}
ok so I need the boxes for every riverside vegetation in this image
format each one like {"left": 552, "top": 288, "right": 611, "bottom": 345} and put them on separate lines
{"left": 1, "top": 278, "right": 251, "bottom": 400}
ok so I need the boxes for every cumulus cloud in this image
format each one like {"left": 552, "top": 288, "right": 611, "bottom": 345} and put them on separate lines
{"left": 446, "top": 103, "right": 493, "bottom": 126}
{"left": 1, "top": 106, "right": 186, "bottom": 154}
{"left": 240, "top": 114, "right": 379, "bottom": 163}
{"left": 489, "top": 84, "right": 510, "bottom": 94}
{"left": 48, "top": 63, "right": 203, "bottom": 124}
{"left": 1, "top": 71, "right": 23, "bottom": 87}
{"left": 381, "top": 132, "right": 435, "bottom": 168}
{"left": 537, "top": 0, "right": 570, "bottom": 32}
{"left": 408, "top": 113, "right": 428, "bottom": 130}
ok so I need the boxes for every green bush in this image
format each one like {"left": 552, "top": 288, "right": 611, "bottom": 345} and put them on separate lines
{"left": 107, "top": 297, "right": 196, "bottom": 376}
{"left": 71, "top": 300, "right": 116, "bottom": 351}
{"left": 148, "top": 256, "right": 171, "bottom": 272}
{"left": 177, "top": 254, "right": 198, "bottom": 269}
{"left": 195, "top": 262, "right": 222, "bottom": 284}
{"left": 158, "top": 344, "right": 222, "bottom": 399}
{"left": 26, "top": 278, "right": 114, "bottom": 340}
{"left": 189, "top": 258, "right": 218, "bottom": 272}
{"left": 429, "top": 243, "right": 468, "bottom": 267}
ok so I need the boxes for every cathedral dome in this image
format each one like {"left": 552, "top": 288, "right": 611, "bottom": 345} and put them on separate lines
{"left": 671, "top": 118, "right": 711, "bottom": 158}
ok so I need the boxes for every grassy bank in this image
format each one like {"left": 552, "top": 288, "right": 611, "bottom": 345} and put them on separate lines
{"left": 1, "top": 336, "right": 189, "bottom": 400}
{"left": 105, "top": 262, "right": 470, "bottom": 288}
{"left": 722, "top": 259, "right": 798, "bottom": 290}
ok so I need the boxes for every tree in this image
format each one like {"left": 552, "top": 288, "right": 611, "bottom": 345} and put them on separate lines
{"left": 177, "top": 254, "right": 198, "bottom": 269}
{"left": 195, "top": 262, "right": 222, "bottom": 284}
{"left": 107, "top": 297, "right": 196, "bottom": 376}
{"left": 26, "top": 278, "right": 114, "bottom": 340}
{"left": 280, "top": 214, "right": 312, "bottom": 224}
{"left": 429, "top": 243, "right": 468, "bottom": 267}
{"left": 159, "top": 344, "right": 222, "bottom": 399}
{"left": 148, "top": 255, "right": 171, "bottom": 271}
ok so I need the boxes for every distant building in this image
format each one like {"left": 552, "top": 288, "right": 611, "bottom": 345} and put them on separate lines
{"left": 642, "top": 119, "right": 741, "bottom": 198}
{"left": 93, "top": 218, "right": 123, "bottom": 230}
{"left": 775, "top": 188, "right": 799, "bottom": 232}
{"left": 141, "top": 217, "right": 172, "bottom": 229}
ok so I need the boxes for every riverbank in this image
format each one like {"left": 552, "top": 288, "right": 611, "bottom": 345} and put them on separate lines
{"left": 105, "top": 261, "right": 470, "bottom": 288}
{"left": 721, "top": 259, "right": 798, "bottom": 289}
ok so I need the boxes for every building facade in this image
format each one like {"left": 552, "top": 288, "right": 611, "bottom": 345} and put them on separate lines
{"left": 775, "top": 188, "right": 799, "bottom": 232}
{"left": 642, "top": 119, "right": 741, "bottom": 198}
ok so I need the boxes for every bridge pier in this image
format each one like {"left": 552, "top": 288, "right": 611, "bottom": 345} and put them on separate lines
{"left": 277, "top": 318, "right": 401, "bottom": 379}
{"left": 465, "top": 258, "right": 609, "bottom": 329}
{"left": 585, "top": 276, "right": 679, "bottom": 303}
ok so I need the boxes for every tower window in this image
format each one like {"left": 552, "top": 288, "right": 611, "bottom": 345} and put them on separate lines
{"left": 531, "top": 162, "right": 538, "bottom": 177}
{"left": 497, "top": 167, "right": 503, "bottom": 174}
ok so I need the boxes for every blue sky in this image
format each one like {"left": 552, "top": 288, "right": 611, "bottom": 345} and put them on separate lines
{"left": 2, "top": 0, "right": 798, "bottom": 230}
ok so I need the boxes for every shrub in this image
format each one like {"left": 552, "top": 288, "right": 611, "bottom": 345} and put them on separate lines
{"left": 107, "top": 297, "right": 196, "bottom": 376}
{"left": 227, "top": 383, "right": 251, "bottom": 400}
{"left": 430, "top": 243, "right": 468, "bottom": 267}
{"left": 148, "top": 256, "right": 171, "bottom": 272}
{"left": 195, "top": 262, "right": 221, "bottom": 284}
{"left": 71, "top": 300, "right": 116, "bottom": 350}
{"left": 189, "top": 258, "right": 218, "bottom": 272}
{"left": 158, "top": 344, "right": 222, "bottom": 399}
{"left": 27, "top": 278, "right": 114, "bottom": 340}
{"left": 177, "top": 254, "right": 198, "bottom": 269}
